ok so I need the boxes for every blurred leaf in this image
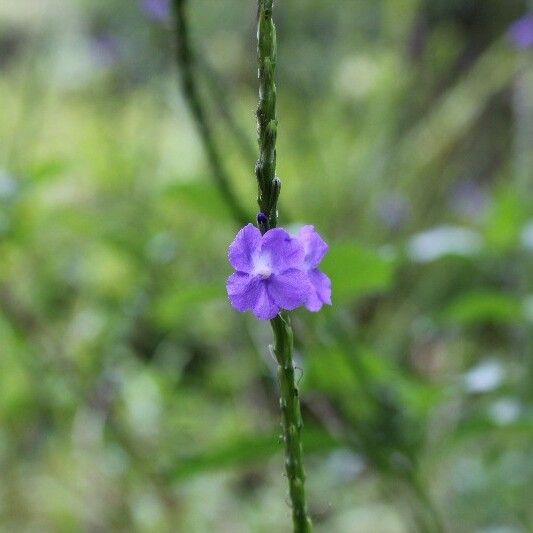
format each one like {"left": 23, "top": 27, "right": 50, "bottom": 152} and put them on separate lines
{"left": 322, "top": 243, "right": 394, "bottom": 303}
{"left": 153, "top": 282, "right": 222, "bottom": 327}
{"left": 27, "top": 158, "right": 68, "bottom": 183}
{"left": 164, "top": 181, "right": 235, "bottom": 222}
{"left": 169, "top": 426, "right": 339, "bottom": 480}
{"left": 397, "top": 43, "right": 517, "bottom": 185}
{"left": 0, "top": 323, "right": 36, "bottom": 417}
{"left": 443, "top": 291, "right": 522, "bottom": 325}
{"left": 484, "top": 191, "right": 529, "bottom": 249}
{"left": 446, "top": 418, "right": 533, "bottom": 445}
{"left": 306, "top": 346, "right": 358, "bottom": 394}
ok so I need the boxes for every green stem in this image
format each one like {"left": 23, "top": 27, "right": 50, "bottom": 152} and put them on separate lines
{"left": 198, "top": 53, "right": 292, "bottom": 225}
{"left": 256, "top": 2, "right": 312, "bottom": 530}
{"left": 256, "top": 0, "right": 279, "bottom": 231}
{"left": 408, "top": 473, "right": 445, "bottom": 533}
{"left": 172, "top": 0, "right": 249, "bottom": 225}
{"left": 271, "top": 314, "right": 313, "bottom": 533}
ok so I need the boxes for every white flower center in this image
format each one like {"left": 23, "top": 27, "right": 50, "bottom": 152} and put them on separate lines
{"left": 253, "top": 253, "right": 272, "bottom": 279}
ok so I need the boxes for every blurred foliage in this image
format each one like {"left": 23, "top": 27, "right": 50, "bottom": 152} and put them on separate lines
{"left": 0, "top": 0, "right": 532, "bottom": 532}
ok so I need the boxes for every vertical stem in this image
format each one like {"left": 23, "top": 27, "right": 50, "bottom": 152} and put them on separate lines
{"left": 407, "top": 473, "right": 445, "bottom": 533}
{"left": 271, "top": 313, "right": 313, "bottom": 533}
{"left": 172, "top": 0, "right": 249, "bottom": 225}
{"left": 255, "top": 2, "right": 312, "bottom": 531}
{"left": 256, "top": 0, "right": 279, "bottom": 232}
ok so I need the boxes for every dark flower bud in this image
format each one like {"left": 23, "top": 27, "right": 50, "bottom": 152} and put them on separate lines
{"left": 257, "top": 212, "right": 268, "bottom": 225}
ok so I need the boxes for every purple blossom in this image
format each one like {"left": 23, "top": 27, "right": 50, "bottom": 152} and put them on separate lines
{"left": 295, "top": 225, "right": 332, "bottom": 312}
{"left": 227, "top": 224, "right": 311, "bottom": 320}
{"left": 449, "top": 179, "right": 488, "bottom": 220}
{"left": 508, "top": 14, "right": 533, "bottom": 50}
{"left": 141, "top": 0, "right": 170, "bottom": 22}
{"left": 377, "top": 193, "right": 411, "bottom": 230}
{"left": 227, "top": 224, "right": 332, "bottom": 319}
{"left": 90, "top": 33, "right": 120, "bottom": 68}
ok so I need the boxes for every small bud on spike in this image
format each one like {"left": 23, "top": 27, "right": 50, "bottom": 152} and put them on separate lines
{"left": 257, "top": 212, "right": 268, "bottom": 225}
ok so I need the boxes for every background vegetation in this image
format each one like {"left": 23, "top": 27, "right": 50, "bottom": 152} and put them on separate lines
{"left": 0, "top": 1, "right": 532, "bottom": 531}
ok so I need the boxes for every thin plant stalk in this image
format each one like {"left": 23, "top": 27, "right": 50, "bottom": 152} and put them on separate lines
{"left": 270, "top": 313, "right": 313, "bottom": 532}
{"left": 172, "top": 3, "right": 311, "bottom": 527}
{"left": 197, "top": 54, "right": 294, "bottom": 224}
{"left": 256, "top": 1, "right": 312, "bottom": 531}
{"left": 172, "top": 0, "right": 249, "bottom": 225}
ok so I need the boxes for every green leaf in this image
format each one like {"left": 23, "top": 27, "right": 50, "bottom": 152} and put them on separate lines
{"left": 321, "top": 243, "right": 394, "bottom": 303}
{"left": 152, "top": 282, "right": 222, "bottom": 328}
{"left": 164, "top": 181, "right": 235, "bottom": 222}
{"left": 442, "top": 291, "right": 522, "bottom": 325}
{"left": 306, "top": 346, "right": 358, "bottom": 394}
{"left": 168, "top": 426, "right": 339, "bottom": 480}
{"left": 484, "top": 191, "right": 529, "bottom": 249}
{"left": 27, "top": 158, "right": 68, "bottom": 182}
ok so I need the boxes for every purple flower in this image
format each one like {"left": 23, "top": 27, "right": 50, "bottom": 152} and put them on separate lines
{"left": 449, "top": 179, "right": 488, "bottom": 220}
{"left": 295, "top": 225, "right": 332, "bottom": 312}
{"left": 90, "top": 33, "right": 120, "bottom": 68}
{"left": 141, "top": 0, "right": 170, "bottom": 22}
{"left": 377, "top": 193, "right": 411, "bottom": 230}
{"left": 227, "top": 224, "right": 311, "bottom": 320}
{"left": 508, "top": 14, "right": 533, "bottom": 50}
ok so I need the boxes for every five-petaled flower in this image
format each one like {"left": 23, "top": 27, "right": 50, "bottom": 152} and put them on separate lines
{"left": 227, "top": 223, "right": 331, "bottom": 320}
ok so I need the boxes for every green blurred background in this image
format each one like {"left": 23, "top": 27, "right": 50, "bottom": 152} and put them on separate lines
{"left": 1, "top": 1, "right": 532, "bottom": 531}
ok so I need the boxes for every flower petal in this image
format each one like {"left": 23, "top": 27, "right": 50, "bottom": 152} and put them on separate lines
{"left": 227, "top": 272, "right": 262, "bottom": 312}
{"left": 305, "top": 269, "right": 332, "bottom": 312}
{"left": 253, "top": 284, "right": 280, "bottom": 320}
{"left": 261, "top": 228, "right": 304, "bottom": 273}
{"left": 268, "top": 269, "right": 311, "bottom": 311}
{"left": 298, "top": 225, "right": 328, "bottom": 268}
{"left": 228, "top": 224, "right": 262, "bottom": 272}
